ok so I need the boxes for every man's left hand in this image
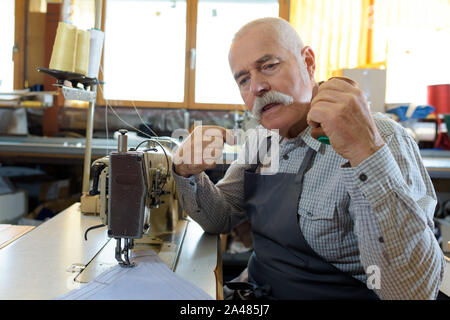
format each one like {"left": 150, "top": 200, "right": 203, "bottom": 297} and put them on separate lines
{"left": 307, "top": 77, "right": 385, "bottom": 167}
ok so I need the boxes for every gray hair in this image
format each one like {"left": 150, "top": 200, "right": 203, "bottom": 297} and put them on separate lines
{"left": 232, "top": 17, "right": 305, "bottom": 64}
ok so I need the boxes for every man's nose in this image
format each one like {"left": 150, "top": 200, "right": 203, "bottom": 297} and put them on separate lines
{"left": 250, "top": 73, "right": 270, "bottom": 96}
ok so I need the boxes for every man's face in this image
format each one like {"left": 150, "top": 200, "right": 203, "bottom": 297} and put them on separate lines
{"left": 229, "top": 27, "right": 315, "bottom": 137}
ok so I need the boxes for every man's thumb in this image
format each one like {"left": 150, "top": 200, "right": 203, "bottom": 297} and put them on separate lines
{"left": 224, "top": 129, "right": 236, "bottom": 145}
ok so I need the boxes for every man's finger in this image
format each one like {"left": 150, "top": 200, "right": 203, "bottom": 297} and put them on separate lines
{"left": 224, "top": 129, "right": 236, "bottom": 145}
{"left": 307, "top": 101, "right": 334, "bottom": 128}
{"left": 198, "top": 125, "right": 236, "bottom": 146}
{"left": 318, "top": 77, "right": 359, "bottom": 94}
{"left": 204, "top": 145, "right": 222, "bottom": 158}
{"left": 206, "top": 138, "right": 225, "bottom": 150}
{"left": 308, "top": 102, "right": 332, "bottom": 139}
{"left": 202, "top": 161, "right": 217, "bottom": 169}
{"left": 311, "top": 83, "right": 320, "bottom": 100}
{"left": 309, "top": 82, "right": 327, "bottom": 129}
{"left": 328, "top": 76, "right": 357, "bottom": 87}
{"left": 311, "top": 90, "right": 348, "bottom": 106}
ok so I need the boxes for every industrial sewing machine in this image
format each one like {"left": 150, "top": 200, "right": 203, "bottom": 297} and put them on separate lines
{"left": 80, "top": 130, "right": 187, "bottom": 268}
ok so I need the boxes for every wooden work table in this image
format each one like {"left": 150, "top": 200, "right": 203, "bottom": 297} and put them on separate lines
{"left": 0, "top": 203, "right": 221, "bottom": 300}
{"left": 0, "top": 224, "right": 35, "bottom": 249}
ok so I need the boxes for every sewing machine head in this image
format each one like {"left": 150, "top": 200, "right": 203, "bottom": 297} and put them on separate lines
{"left": 81, "top": 130, "right": 184, "bottom": 267}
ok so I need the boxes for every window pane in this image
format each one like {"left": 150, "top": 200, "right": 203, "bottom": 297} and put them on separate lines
{"left": 103, "top": 0, "right": 186, "bottom": 102}
{"left": 0, "top": 0, "right": 15, "bottom": 92}
{"left": 195, "top": 0, "right": 279, "bottom": 104}
{"left": 385, "top": 29, "right": 450, "bottom": 105}
{"left": 371, "top": 0, "right": 450, "bottom": 105}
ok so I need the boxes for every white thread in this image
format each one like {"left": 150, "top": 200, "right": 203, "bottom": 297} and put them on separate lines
{"left": 98, "top": 64, "right": 157, "bottom": 142}
{"left": 131, "top": 100, "right": 160, "bottom": 138}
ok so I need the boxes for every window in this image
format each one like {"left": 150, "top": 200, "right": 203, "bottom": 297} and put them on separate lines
{"left": 195, "top": 0, "right": 279, "bottom": 105}
{"left": 103, "top": 0, "right": 187, "bottom": 103}
{"left": 98, "top": 0, "right": 288, "bottom": 109}
{"left": 371, "top": 0, "right": 450, "bottom": 104}
{"left": 290, "top": 0, "right": 450, "bottom": 106}
{"left": 0, "top": 0, "right": 15, "bottom": 92}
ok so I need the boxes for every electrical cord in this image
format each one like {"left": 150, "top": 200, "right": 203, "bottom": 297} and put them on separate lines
{"left": 84, "top": 224, "right": 106, "bottom": 241}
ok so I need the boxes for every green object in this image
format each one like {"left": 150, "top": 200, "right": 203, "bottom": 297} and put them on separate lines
{"left": 444, "top": 115, "right": 450, "bottom": 139}
{"left": 317, "top": 136, "right": 330, "bottom": 145}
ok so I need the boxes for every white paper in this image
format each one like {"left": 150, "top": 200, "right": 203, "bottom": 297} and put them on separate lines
{"left": 57, "top": 250, "right": 213, "bottom": 300}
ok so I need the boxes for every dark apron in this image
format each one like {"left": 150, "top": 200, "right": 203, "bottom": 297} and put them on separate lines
{"left": 240, "top": 141, "right": 379, "bottom": 300}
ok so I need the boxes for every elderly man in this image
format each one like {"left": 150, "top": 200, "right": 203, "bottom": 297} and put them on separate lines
{"left": 172, "top": 17, "right": 445, "bottom": 300}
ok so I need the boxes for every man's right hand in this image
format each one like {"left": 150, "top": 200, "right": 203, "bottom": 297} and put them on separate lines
{"left": 174, "top": 125, "right": 235, "bottom": 178}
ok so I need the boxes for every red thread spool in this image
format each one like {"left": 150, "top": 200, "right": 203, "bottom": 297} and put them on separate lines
{"left": 428, "top": 84, "right": 450, "bottom": 114}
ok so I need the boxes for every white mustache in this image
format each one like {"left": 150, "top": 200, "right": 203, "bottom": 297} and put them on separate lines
{"left": 252, "top": 91, "right": 294, "bottom": 121}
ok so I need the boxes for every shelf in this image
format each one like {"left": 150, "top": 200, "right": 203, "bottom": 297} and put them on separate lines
{"left": 37, "top": 67, "right": 104, "bottom": 102}
{"left": 37, "top": 67, "right": 98, "bottom": 89}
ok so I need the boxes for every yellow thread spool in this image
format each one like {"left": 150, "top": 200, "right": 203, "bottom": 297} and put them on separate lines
{"left": 75, "top": 30, "right": 90, "bottom": 76}
{"left": 49, "top": 22, "right": 78, "bottom": 72}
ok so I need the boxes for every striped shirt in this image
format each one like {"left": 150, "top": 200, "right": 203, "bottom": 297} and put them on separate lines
{"left": 173, "top": 113, "right": 445, "bottom": 300}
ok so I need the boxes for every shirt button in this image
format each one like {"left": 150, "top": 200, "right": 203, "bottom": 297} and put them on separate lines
{"left": 189, "top": 181, "right": 195, "bottom": 186}
{"left": 378, "top": 236, "right": 384, "bottom": 243}
{"left": 283, "top": 154, "right": 289, "bottom": 160}
{"left": 359, "top": 173, "right": 368, "bottom": 182}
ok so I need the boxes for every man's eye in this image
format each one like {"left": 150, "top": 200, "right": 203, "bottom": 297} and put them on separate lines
{"left": 263, "top": 63, "right": 278, "bottom": 70}
{"left": 239, "top": 77, "right": 249, "bottom": 86}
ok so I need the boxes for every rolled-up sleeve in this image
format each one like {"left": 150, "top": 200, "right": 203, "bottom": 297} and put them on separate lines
{"left": 341, "top": 129, "right": 445, "bottom": 299}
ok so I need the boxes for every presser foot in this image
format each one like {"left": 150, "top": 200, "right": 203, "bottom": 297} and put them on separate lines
{"left": 115, "top": 238, "right": 136, "bottom": 267}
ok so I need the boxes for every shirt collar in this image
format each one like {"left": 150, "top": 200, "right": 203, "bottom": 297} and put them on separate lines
{"left": 280, "top": 126, "right": 322, "bottom": 152}
{"left": 252, "top": 124, "right": 322, "bottom": 152}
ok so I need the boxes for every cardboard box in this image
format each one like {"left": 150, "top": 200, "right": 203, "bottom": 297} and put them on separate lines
{"left": 0, "top": 176, "right": 16, "bottom": 195}
{"left": 10, "top": 175, "right": 70, "bottom": 202}
{"left": 0, "top": 190, "right": 28, "bottom": 224}
{"left": 333, "top": 68, "right": 387, "bottom": 113}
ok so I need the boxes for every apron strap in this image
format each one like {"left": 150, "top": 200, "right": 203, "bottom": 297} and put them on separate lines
{"left": 247, "top": 135, "right": 317, "bottom": 179}
{"left": 294, "top": 147, "right": 317, "bottom": 184}
{"left": 247, "top": 136, "right": 273, "bottom": 172}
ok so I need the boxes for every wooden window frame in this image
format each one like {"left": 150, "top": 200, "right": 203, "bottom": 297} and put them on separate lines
{"left": 14, "top": 0, "right": 26, "bottom": 90}
{"left": 97, "top": 0, "right": 290, "bottom": 111}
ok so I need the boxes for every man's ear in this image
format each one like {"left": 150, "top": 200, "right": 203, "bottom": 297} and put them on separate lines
{"left": 301, "top": 46, "right": 316, "bottom": 80}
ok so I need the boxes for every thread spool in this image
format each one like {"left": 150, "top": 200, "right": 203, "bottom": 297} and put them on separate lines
{"left": 49, "top": 22, "right": 78, "bottom": 72}
{"left": 75, "top": 29, "right": 90, "bottom": 75}
{"left": 88, "top": 28, "right": 105, "bottom": 78}
{"left": 428, "top": 84, "right": 450, "bottom": 114}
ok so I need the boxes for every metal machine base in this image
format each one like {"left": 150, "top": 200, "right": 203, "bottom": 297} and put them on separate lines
{"left": 75, "top": 219, "right": 189, "bottom": 283}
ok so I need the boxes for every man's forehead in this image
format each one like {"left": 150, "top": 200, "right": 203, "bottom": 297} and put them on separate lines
{"left": 230, "top": 36, "right": 284, "bottom": 68}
